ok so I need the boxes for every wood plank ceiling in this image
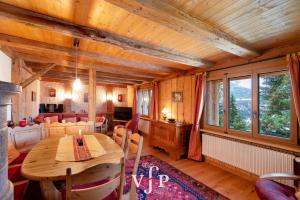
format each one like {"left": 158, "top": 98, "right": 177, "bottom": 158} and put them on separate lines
{"left": 0, "top": 0, "right": 299, "bottom": 85}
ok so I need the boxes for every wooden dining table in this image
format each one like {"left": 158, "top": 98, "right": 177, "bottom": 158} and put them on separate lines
{"left": 21, "top": 133, "right": 124, "bottom": 200}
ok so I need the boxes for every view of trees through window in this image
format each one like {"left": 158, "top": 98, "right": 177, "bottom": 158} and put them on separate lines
{"left": 259, "top": 72, "right": 291, "bottom": 138}
{"left": 206, "top": 80, "right": 224, "bottom": 127}
{"left": 229, "top": 77, "right": 252, "bottom": 132}
{"left": 205, "top": 68, "right": 294, "bottom": 142}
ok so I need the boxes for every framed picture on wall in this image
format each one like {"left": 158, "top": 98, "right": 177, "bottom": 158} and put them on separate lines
{"left": 31, "top": 91, "right": 36, "bottom": 102}
{"left": 172, "top": 91, "right": 183, "bottom": 102}
{"left": 84, "top": 93, "right": 88, "bottom": 103}
{"left": 49, "top": 88, "right": 56, "bottom": 97}
{"left": 118, "top": 94, "right": 123, "bottom": 102}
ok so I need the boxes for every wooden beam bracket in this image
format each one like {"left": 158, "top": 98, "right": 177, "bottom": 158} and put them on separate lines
{"left": 20, "top": 63, "right": 56, "bottom": 88}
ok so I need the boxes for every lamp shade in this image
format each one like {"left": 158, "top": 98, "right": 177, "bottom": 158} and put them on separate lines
{"left": 73, "top": 78, "right": 82, "bottom": 91}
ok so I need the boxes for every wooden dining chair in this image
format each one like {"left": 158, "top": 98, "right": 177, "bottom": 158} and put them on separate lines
{"left": 113, "top": 127, "right": 131, "bottom": 150}
{"left": 65, "top": 159, "right": 125, "bottom": 200}
{"left": 122, "top": 133, "right": 144, "bottom": 200}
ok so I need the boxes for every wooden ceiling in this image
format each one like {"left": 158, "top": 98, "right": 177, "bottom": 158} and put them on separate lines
{"left": 0, "top": 0, "right": 299, "bottom": 85}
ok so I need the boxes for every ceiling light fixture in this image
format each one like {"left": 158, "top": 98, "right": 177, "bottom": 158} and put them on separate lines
{"left": 73, "top": 38, "right": 82, "bottom": 91}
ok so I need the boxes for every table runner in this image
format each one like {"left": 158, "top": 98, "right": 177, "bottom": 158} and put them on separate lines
{"left": 55, "top": 135, "right": 106, "bottom": 161}
{"left": 73, "top": 135, "right": 92, "bottom": 161}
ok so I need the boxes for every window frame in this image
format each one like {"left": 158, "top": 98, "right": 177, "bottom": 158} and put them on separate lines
{"left": 203, "top": 63, "right": 298, "bottom": 145}
{"left": 252, "top": 69, "right": 297, "bottom": 145}
{"left": 203, "top": 76, "right": 226, "bottom": 133}
{"left": 226, "top": 73, "right": 253, "bottom": 137}
{"left": 138, "top": 87, "right": 152, "bottom": 118}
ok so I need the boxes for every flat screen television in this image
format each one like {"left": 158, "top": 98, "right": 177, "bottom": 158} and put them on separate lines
{"left": 114, "top": 107, "right": 132, "bottom": 120}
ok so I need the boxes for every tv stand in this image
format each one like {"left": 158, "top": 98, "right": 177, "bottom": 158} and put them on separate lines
{"left": 113, "top": 119, "right": 129, "bottom": 126}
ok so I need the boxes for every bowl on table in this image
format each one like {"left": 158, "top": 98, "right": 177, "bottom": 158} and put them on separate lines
{"left": 167, "top": 118, "right": 176, "bottom": 123}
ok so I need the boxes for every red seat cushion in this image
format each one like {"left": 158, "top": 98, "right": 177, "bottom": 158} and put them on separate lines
{"left": 14, "top": 182, "right": 28, "bottom": 200}
{"left": 255, "top": 179, "right": 296, "bottom": 200}
{"left": 8, "top": 165, "right": 26, "bottom": 183}
{"left": 10, "top": 152, "right": 28, "bottom": 166}
{"left": 124, "top": 158, "right": 135, "bottom": 194}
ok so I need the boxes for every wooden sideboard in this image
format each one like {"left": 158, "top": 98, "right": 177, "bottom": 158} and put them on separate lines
{"left": 150, "top": 120, "right": 192, "bottom": 160}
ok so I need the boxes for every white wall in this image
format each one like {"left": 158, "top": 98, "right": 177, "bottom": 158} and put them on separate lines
{"left": 71, "top": 85, "right": 108, "bottom": 113}
{"left": 0, "top": 51, "right": 12, "bottom": 120}
{"left": 40, "top": 81, "right": 130, "bottom": 113}
{"left": 16, "top": 67, "right": 40, "bottom": 120}
{"left": 40, "top": 81, "right": 65, "bottom": 104}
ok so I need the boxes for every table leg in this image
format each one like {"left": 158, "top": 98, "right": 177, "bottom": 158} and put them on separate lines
{"left": 40, "top": 180, "right": 61, "bottom": 200}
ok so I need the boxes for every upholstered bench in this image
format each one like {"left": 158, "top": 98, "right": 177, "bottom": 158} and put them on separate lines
{"left": 8, "top": 135, "right": 29, "bottom": 200}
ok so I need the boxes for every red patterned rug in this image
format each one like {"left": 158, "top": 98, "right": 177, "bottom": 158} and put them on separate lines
{"left": 134, "top": 155, "right": 229, "bottom": 200}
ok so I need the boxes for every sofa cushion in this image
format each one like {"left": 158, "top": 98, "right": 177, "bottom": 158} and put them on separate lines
{"left": 96, "top": 116, "right": 105, "bottom": 123}
{"left": 255, "top": 179, "right": 296, "bottom": 200}
{"left": 33, "top": 116, "right": 44, "bottom": 124}
{"left": 8, "top": 165, "right": 26, "bottom": 183}
{"left": 63, "top": 113, "right": 77, "bottom": 120}
{"left": 64, "top": 117, "right": 77, "bottom": 123}
{"left": 45, "top": 115, "right": 59, "bottom": 123}
{"left": 41, "top": 113, "right": 63, "bottom": 122}
{"left": 80, "top": 117, "right": 89, "bottom": 122}
{"left": 10, "top": 152, "right": 28, "bottom": 166}
{"left": 14, "top": 181, "right": 28, "bottom": 200}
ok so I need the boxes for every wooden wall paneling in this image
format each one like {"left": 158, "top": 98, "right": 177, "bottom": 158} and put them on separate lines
{"left": 171, "top": 78, "right": 177, "bottom": 120}
{"left": 165, "top": 79, "right": 172, "bottom": 119}
{"left": 159, "top": 75, "right": 195, "bottom": 123}
{"left": 177, "top": 76, "right": 184, "bottom": 122}
{"left": 106, "top": 86, "right": 113, "bottom": 114}
{"left": 183, "top": 75, "right": 192, "bottom": 123}
{"left": 191, "top": 75, "right": 195, "bottom": 123}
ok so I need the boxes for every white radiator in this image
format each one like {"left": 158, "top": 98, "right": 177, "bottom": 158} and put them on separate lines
{"left": 202, "top": 134, "right": 295, "bottom": 186}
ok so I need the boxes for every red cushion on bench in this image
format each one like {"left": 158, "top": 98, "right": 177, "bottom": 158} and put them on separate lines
{"left": 10, "top": 152, "right": 28, "bottom": 166}
{"left": 8, "top": 165, "right": 26, "bottom": 183}
{"left": 14, "top": 182, "right": 28, "bottom": 200}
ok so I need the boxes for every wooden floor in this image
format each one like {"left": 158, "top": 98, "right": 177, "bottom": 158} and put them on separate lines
{"left": 141, "top": 134, "right": 259, "bottom": 200}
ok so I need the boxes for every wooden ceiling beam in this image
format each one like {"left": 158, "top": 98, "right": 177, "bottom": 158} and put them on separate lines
{"left": 43, "top": 70, "right": 144, "bottom": 84}
{"left": 0, "top": 2, "right": 212, "bottom": 67}
{"left": 187, "top": 40, "right": 300, "bottom": 73}
{"left": 20, "top": 63, "right": 55, "bottom": 88}
{"left": 41, "top": 77, "right": 128, "bottom": 88}
{"left": 16, "top": 51, "right": 165, "bottom": 79}
{"left": 42, "top": 73, "right": 139, "bottom": 85}
{"left": 0, "top": 33, "right": 184, "bottom": 73}
{"left": 30, "top": 66, "right": 151, "bottom": 82}
{"left": 105, "top": 0, "right": 260, "bottom": 58}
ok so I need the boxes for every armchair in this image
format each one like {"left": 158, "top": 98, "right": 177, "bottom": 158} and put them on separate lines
{"left": 255, "top": 173, "right": 300, "bottom": 200}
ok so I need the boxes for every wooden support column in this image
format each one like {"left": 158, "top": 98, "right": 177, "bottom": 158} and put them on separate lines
{"left": 88, "top": 67, "right": 96, "bottom": 124}
{"left": 64, "top": 83, "right": 72, "bottom": 113}
{"left": 106, "top": 86, "right": 114, "bottom": 131}
{"left": 11, "top": 59, "right": 21, "bottom": 122}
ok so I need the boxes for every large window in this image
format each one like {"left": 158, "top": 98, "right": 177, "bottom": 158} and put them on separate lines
{"left": 206, "top": 80, "right": 224, "bottom": 127}
{"left": 259, "top": 72, "right": 291, "bottom": 138}
{"left": 204, "top": 65, "right": 296, "bottom": 144}
{"left": 138, "top": 88, "right": 152, "bottom": 117}
{"left": 229, "top": 77, "right": 252, "bottom": 132}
